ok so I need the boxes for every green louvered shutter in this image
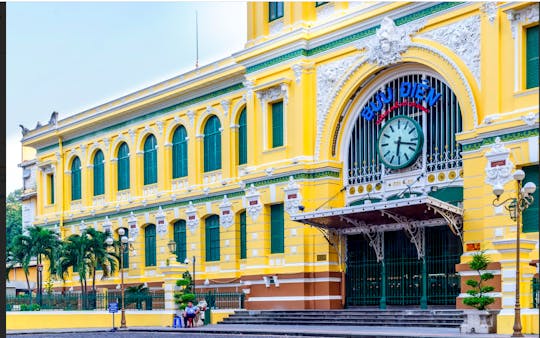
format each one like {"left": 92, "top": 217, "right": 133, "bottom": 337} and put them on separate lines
{"left": 145, "top": 224, "right": 156, "bottom": 266}
{"left": 271, "top": 101, "right": 284, "bottom": 148}
{"left": 205, "top": 215, "right": 220, "bottom": 261}
{"left": 238, "top": 108, "right": 247, "bottom": 165}
{"left": 174, "top": 220, "right": 187, "bottom": 263}
{"left": 204, "top": 116, "right": 222, "bottom": 172}
{"left": 93, "top": 150, "right": 105, "bottom": 196}
{"left": 71, "top": 157, "right": 81, "bottom": 201}
{"left": 240, "top": 211, "right": 247, "bottom": 259}
{"left": 117, "top": 143, "right": 130, "bottom": 191}
{"left": 270, "top": 204, "right": 284, "bottom": 254}
{"left": 522, "top": 165, "right": 539, "bottom": 233}
{"left": 526, "top": 25, "right": 539, "bottom": 89}
{"left": 144, "top": 135, "right": 158, "bottom": 185}
{"left": 122, "top": 228, "right": 129, "bottom": 268}
{"left": 172, "top": 126, "right": 188, "bottom": 178}
{"left": 49, "top": 174, "right": 55, "bottom": 204}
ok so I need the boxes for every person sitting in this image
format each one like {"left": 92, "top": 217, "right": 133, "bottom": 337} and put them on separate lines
{"left": 183, "top": 301, "right": 199, "bottom": 328}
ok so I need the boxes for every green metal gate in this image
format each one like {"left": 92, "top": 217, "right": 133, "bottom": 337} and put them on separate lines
{"left": 345, "top": 226, "right": 461, "bottom": 307}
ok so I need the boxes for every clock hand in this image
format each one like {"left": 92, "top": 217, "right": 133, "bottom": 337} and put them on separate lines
{"left": 396, "top": 136, "right": 401, "bottom": 158}
{"left": 399, "top": 141, "right": 417, "bottom": 146}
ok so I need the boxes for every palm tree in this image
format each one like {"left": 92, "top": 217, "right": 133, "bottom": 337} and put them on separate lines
{"left": 58, "top": 234, "right": 92, "bottom": 296}
{"left": 6, "top": 235, "right": 33, "bottom": 295}
{"left": 27, "top": 226, "right": 60, "bottom": 303}
{"left": 125, "top": 283, "right": 149, "bottom": 310}
{"left": 83, "top": 228, "right": 118, "bottom": 294}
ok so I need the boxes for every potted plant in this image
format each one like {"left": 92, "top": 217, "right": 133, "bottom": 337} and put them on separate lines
{"left": 461, "top": 251, "right": 499, "bottom": 334}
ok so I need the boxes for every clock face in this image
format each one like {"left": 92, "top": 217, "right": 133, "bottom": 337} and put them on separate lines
{"left": 377, "top": 115, "right": 423, "bottom": 170}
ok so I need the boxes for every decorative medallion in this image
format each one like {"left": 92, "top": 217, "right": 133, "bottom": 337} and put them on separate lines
{"left": 245, "top": 184, "right": 262, "bottom": 222}
{"left": 283, "top": 176, "right": 302, "bottom": 216}
{"left": 155, "top": 206, "right": 167, "bottom": 237}
{"left": 103, "top": 216, "right": 112, "bottom": 235}
{"left": 485, "top": 137, "right": 514, "bottom": 187}
{"left": 128, "top": 211, "right": 139, "bottom": 238}
{"left": 219, "top": 195, "right": 234, "bottom": 229}
{"left": 185, "top": 202, "right": 199, "bottom": 233}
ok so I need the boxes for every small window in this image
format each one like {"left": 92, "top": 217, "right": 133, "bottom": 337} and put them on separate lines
{"left": 117, "top": 142, "right": 130, "bottom": 191}
{"left": 526, "top": 25, "right": 539, "bottom": 89}
{"left": 239, "top": 211, "right": 247, "bottom": 259}
{"left": 145, "top": 224, "right": 156, "bottom": 267}
{"left": 174, "top": 220, "right": 187, "bottom": 263}
{"left": 93, "top": 150, "right": 105, "bottom": 196}
{"left": 205, "top": 215, "right": 220, "bottom": 262}
{"left": 271, "top": 101, "right": 284, "bottom": 148}
{"left": 522, "top": 165, "right": 539, "bottom": 233}
{"left": 71, "top": 157, "right": 81, "bottom": 201}
{"left": 238, "top": 108, "right": 247, "bottom": 165}
{"left": 203, "top": 116, "right": 222, "bottom": 172}
{"left": 48, "top": 174, "right": 55, "bottom": 204}
{"left": 269, "top": 2, "right": 284, "bottom": 22}
{"left": 270, "top": 204, "right": 284, "bottom": 254}
{"left": 315, "top": 2, "right": 328, "bottom": 7}
{"left": 143, "top": 135, "right": 158, "bottom": 185}
{"left": 172, "top": 126, "right": 188, "bottom": 178}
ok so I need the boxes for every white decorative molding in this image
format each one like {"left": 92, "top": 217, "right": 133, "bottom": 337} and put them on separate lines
{"left": 103, "top": 216, "right": 112, "bottom": 234}
{"left": 521, "top": 112, "right": 539, "bottom": 126}
{"left": 79, "top": 220, "right": 86, "bottom": 232}
{"left": 419, "top": 15, "right": 480, "bottom": 85}
{"left": 485, "top": 137, "right": 514, "bottom": 188}
{"left": 243, "top": 79, "right": 255, "bottom": 96}
{"left": 269, "top": 18, "right": 284, "bottom": 35}
{"left": 256, "top": 84, "right": 288, "bottom": 105}
{"left": 186, "top": 110, "right": 195, "bottom": 127}
{"left": 360, "top": 17, "right": 425, "bottom": 67}
{"left": 291, "top": 64, "right": 304, "bottom": 84}
{"left": 284, "top": 176, "right": 302, "bottom": 216}
{"left": 245, "top": 184, "right": 262, "bottom": 222}
{"left": 507, "top": 4, "right": 539, "bottom": 39}
{"left": 480, "top": 2, "right": 498, "bottom": 24}
{"left": 128, "top": 211, "right": 138, "bottom": 238}
{"left": 128, "top": 129, "right": 136, "bottom": 143}
{"left": 155, "top": 206, "right": 167, "bottom": 237}
{"left": 185, "top": 202, "right": 199, "bottom": 233}
{"left": 316, "top": 2, "right": 335, "bottom": 20}
{"left": 220, "top": 99, "right": 231, "bottom": 116}
{"left": 156, "top": 120, "right": 164, "bottom": 135}
{"left": 219, "top": 195, "right": 234, "bottom": 229}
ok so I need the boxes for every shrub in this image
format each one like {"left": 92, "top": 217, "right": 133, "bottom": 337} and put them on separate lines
{"left": 463, "top": 251, "right": 495, "bottom": 310}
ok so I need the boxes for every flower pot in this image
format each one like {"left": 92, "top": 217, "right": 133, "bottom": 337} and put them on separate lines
{"left": 460, "top": 309, "right": 499, "bottom": 334}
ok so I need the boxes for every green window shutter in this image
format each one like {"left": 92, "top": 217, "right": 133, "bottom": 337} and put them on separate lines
{"left": 174, "top": 220, "right": 187, "bottom": 263}
{"left": 204, "top": 116, "right": 222, "bottom": 172}
{"left": 144, "top": 135, "right": 158, "bottom": 185}
{"left": 270, "top": 204, "right": 284, "bottom": 254}
{"left": 526, "top": 25, "right": 539, "bottom": 89}
{"left": 238, "top": 108, "right": 248, "bottom": 165}
{"left": 271, "top": 101, "right": 284, "bottom": 148}
{"left": 240, "top": 211, "right": 247, "bottom": 259}
{"left": 522, "top": 165, "right": 539, "bottom": 233}
{"left": 145, "top": 224, "right": 156, "bottom": 266}
{"left": 172, "top": 126, "right": 188, "bottom": 178}
{"left": 117, "top": 143, "right": 130, "bottom": 191}
{"left": 122, "top": 228, "right": 129, "bottom": 269}
{"left": 205, "top": 215, "right": 220, "bottom": 262}
{"left": 71, "top": 157, "right": 81, "bottom": 201}
{"left": 49, "top": 174, "right": 55, "bottom": 204}
{"left": 269, "top": 2, "right": 284, "bottom": 21}
{"left": 93, "top": 150, "right": 105, "bottom": 196}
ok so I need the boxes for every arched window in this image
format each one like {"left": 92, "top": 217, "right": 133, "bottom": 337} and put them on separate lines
{"left": 143, "top": 135, "right": 158, "bottom": 185}
{"left": 205, "top": 215, "right": 220, "bottom": 262}
{"left": 172, "top": 126, "right": 188, "bottom": 178}
{"left": 145, "top": 224, "right": 156, "bottom": 267}
{"left": 117, "top": 142, "right": 130, "bottom": 191}
{"left": 93, "top": 150, "right": 105, "bottom": 196}
{"left": 239, "top": 211, "right": 246, "bottom": 259}
{"left": 71, "top": 157, "right": 81, "bottom": 201}
{"left": 173, "top": 220, "right": 187, "bottom": 263}
{"left": 203, "top": 116, "right": 222, "bottom": 172}
{"left": 238, "top": 108, "right": 247, "bottom": 165}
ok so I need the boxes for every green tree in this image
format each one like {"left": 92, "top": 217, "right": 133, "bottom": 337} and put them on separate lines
{"left": 27, "top": 225, "right": 60, "bottom": 303}
{"left": 463, "top": 251, "right": 495, "bottom": 310}
{"left": 6, "top": 234, "right": 33, "bottom": 295}
{"left": 174, "top": 271, "right": 196, "bottom": 310}
{"left": 6, "top": 189, "right": 23, "bottom": 251}
{"left": 57, "top": 234, "right": 92, "bottom": 296}
{"left": 125, "top": 283, "right": 150, "bottom": 310}
{"left": 83, "top": 228, "right": 118, "bottom": 294}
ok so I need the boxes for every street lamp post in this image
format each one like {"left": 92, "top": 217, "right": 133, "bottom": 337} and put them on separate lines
{"left": 492, "top": 169, "right": 536, "bottom": 338}
{"left": 105, "top": 228, "right": 132, "bottom": 329}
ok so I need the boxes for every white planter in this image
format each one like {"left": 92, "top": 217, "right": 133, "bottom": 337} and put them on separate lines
{"left": 460, "top": 309, "right": 499, "bottom": 334}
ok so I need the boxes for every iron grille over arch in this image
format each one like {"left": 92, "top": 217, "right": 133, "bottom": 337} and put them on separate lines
{"left": 344, "top": 69, "right": 463, "bottom": 188}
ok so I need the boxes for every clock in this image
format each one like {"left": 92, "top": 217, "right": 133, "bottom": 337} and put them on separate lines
{"left": 377, "top": 115, "right": 423, "bottom": 170}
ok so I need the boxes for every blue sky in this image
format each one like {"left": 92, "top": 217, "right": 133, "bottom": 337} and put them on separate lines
{"left": 6, "top": 2, "right": 247, "bottom": 194}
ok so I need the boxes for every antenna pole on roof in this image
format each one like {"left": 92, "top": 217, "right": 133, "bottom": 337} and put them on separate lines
{"left": 195, "top": 10, "right": 199, "bottom": 68}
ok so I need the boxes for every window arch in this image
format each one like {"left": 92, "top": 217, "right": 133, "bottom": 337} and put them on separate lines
{"left": 203, "top": 116, "right": 222, "bottom": 172}
{"left": 93, "top": 150, "right": 105, "bottom": 196}
{"left": 117, "top": 143, "right": 130, "bottom": 191}
{"left": 71, "top": 156, "right": 81, "bottom": 201}
{"left": 143, "top": 134, "right": 158, "bottom": 185}
{"left": 238, "top": 108, "right": 247, "bottom": 165}
{"left": 172, "top": 126, "right": 188, "bottom": 178}
{"left": 205, "top": 215, "right": 220, "bottom": 262}
{"left": 144, "top": 224, "right": 156, "bottom": 267}
{"left": 173, "top": 220, "right": 187, "bottom": 263}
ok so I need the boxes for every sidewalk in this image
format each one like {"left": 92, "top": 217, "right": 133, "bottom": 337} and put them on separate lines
{"left": 7, "top": 324, "right": 538, "bottom": 338}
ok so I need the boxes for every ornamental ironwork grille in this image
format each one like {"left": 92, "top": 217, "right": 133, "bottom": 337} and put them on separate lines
{"left": 346, "top": 73, "right": 462, "bottom": 186}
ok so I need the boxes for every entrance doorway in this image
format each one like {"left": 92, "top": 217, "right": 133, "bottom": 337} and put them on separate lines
{"left": 345, "top": 226, "right": 462, "bottom": 307}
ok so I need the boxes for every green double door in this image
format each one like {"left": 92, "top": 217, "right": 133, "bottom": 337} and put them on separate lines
{"left": 345, "top": 226, "right": 462, "bottom": 307}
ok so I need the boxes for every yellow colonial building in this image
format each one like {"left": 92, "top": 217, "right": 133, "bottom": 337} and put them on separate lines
{"left": 20, "top": 2, "right": 538, "bottom": 334}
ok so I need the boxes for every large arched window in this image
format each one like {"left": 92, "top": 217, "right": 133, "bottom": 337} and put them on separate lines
{"left": 144, "top": 224, "right": 156, "bottom": 267}
{"left": 172, "top": 126, "right": 188, "bottom": 178}
{"left": 117, "top": 142, "right": 130, "bottom": 191}
{"left": 93, "top": 150, "right": 105, "bottom": 196}
{"left": 239, "top": 211, "right": 246, "bottom": 259}
{"left": 173, "top": 220, "right": 187, "bottom": 263}
{"left": 143, "top": 135, "right": 158, "bottom": 185}
{"left": 238, "top": 108, "right": 247, "bottom": 165}
{"left": 205, "top": 215, "right": 220, "bottom": 262}
{"left": 203, "top": 116, "right": 222, "bottom": 172}
{"left": 71, "top": 156, "right": 81, "bottom": 201}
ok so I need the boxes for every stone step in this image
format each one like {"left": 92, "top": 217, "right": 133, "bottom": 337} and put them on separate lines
{"left": 230, "top": 312, "right": 464, "bottom": 317}
{"left": 219, "top": 320, "right": 462, "bottom": 328}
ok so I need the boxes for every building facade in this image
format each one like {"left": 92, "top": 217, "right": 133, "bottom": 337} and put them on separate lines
{"left": 20, "top": 2, "right": 538, "bottom": 334}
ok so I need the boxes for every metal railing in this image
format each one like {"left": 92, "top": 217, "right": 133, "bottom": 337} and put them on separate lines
{"left": 6, "top": 291, "right": 165, "bottom": 311}
{"left": 195, "top": 292, "right": 245, "bottom": 309}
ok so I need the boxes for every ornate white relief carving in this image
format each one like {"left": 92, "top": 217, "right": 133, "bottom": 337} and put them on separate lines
{"left": 220, "top": 99, "right": 231, "bottom": 116}
{"left": 284, "top": 176, "right": 302, "bottom": 216}
{"left": 156, "top": 121, "right": 164, "bottom": 135}
{"left": 79, "top": 220, "right": 86, "bottom": 232}
{"left": 292, "top": 64, "right": 303, "bottom": 84}
{"left": 243, "top": 79, "right": 255, "bottom": 96}
{"left": 419, "top": 16, "right": 480, "bottom": 85}
{"left": 269, "top": 19, "right": 284, "bottom": 35}
{"left": 219, "top": 195, "right": 234, "bottom": 229}
{"left": 257, "top": 84, "right": 288, "bottom": 104}
{"left": 361, "top": 17, "right": 424, "bottom": 67}
{"left": 485, "top": 137, "right": 514, "bottom": 187}
{"left": 186, "top": 110, "right": 195, "bottom": 126}
{"left": 103, "top": 138, "right": 110, "bottom": 152}
{"left": 128, "top": 211, "right": 138, "bottom": 238}
{"left": 103, "top": 216, "right": 112, "bottom": 234}
{"left": 128, "top": 129, "right": 136, "bottom": 142}
{"left": 185, "top": 202, "right": 199, "bottom": 233}
{"left": 245, "top": 184, "right": 262, "bottom": 222}
{"left": 316, "top": 2, "right": 335, "bottom": 20}
{"left": 521, "top": 112, "right": 539, "bottom": 126}
{"left": 155, "top": 206, "right": 167, "bottom": 237}
{"left": 481, "top": 2, "right": 498, "bottom": 24}
{"left": 507, "top": 5, "right": 539, "bottom": 39}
